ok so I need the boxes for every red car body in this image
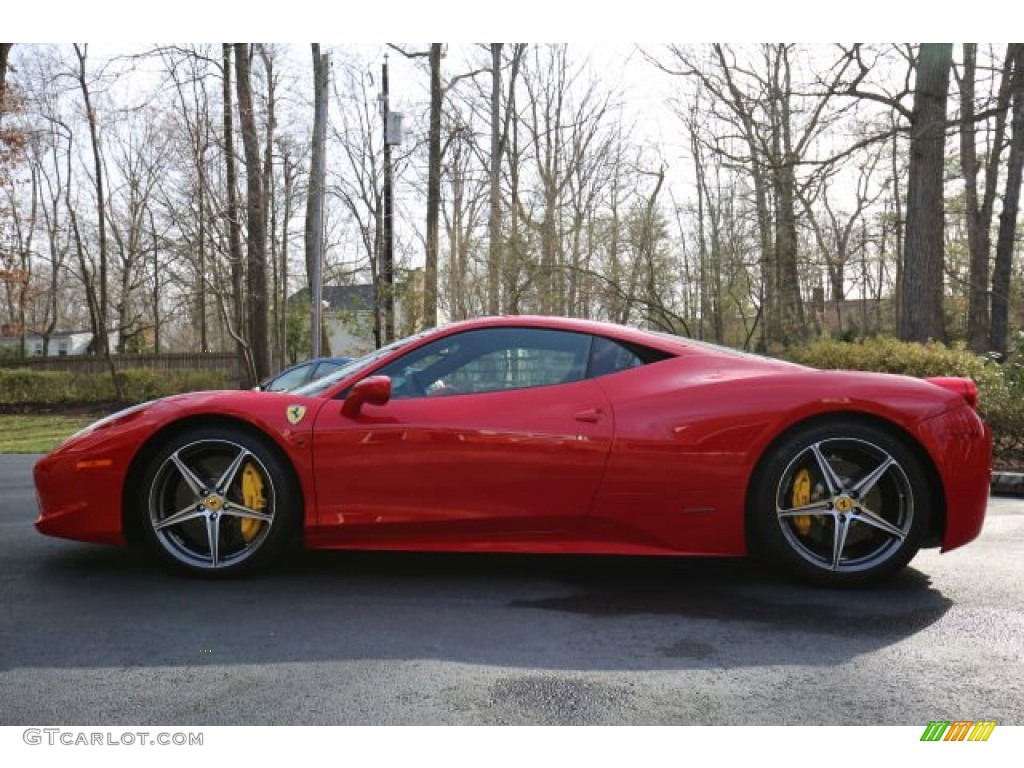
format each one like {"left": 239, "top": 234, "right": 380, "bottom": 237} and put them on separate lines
{"left": 34, "top": 316, "right": 991, "bottom": 581}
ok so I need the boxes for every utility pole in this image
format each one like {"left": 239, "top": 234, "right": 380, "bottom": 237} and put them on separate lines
{"left": 380, "top": 55, "right": 396, "bottom": 343}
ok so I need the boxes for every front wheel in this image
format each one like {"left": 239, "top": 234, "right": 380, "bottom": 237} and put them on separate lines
{"left": 137, "top": 427, "right": 299, "bottom": 575}
{"left": 748, "top": 421, "right": 931, "bottom": 585}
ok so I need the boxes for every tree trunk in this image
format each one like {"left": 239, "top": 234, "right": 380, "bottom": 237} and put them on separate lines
{"left": 257, "top": 45, "right": 279, "bottom": 364}
{"left": 891, "top": 118, "right": 905, "bottom": 332}
{"left": 989, "top": 46, "right": 1024, "bottom": 357}
{"left": 770, "top": 47, "right": 805, "bottom": 345}
{"left": 234, "top": 43, "right": 269, "bottom": 382}
{"left": 423, "top": 43, "right": 442, "bottom": 329}
{"left": 962, "top": 44, "right": 1016, "bottom": 351}
{"left": 305, "top": 45, "right": 331, "bottom": 355}
{"left": 74, "top": 45, "right": 109, "bottom": 357}
{"left": 148, "top": 207, "right": 160, "bottom": 353}
{"left": 774, "top": 160, "right": 804, "bottom": 342}
{"left": 198, "top": 133, "right": 208, "bottom": 352}
{"left": 280, "top": 152, "right": 294, "bottom": 367}
{"left": 222, "top": 44, "right": 248, "bottom": 370}
{"left": 381, "top": 60, "right": 395, "bottom": 342}
{"left": 487, "top": 43, "right": 503, "bottom": 315}
{"left": 960, "top": 44, "right": 987, "bottom": 350}
{"left": 73, "top": 44, "right": 122, "bottom": 398}
{"left": 900, "top": 43, "right": 952, "bottom": 343}
{"left": 0, "top": 43, "right": 12, "bottom": 116}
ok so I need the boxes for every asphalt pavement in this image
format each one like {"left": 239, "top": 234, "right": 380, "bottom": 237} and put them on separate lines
{"left": 1, "top": 454, "right": 1022, "bottom": 725}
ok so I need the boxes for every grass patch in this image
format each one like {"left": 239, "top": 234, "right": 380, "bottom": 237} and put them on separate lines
{"left": 0, "top": 414, "right": 97, "bottom": 454}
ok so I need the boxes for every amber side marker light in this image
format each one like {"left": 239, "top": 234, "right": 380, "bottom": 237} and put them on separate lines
{"left": 75, "top": 459, "right": 113, "bottom": 470}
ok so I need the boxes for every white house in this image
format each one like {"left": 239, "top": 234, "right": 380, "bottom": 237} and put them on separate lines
{"left": 0, "top": 327, "right": 120, "bottom": 357}
{"left": 320, "top": 284, "right": 380, "bottom": 358}
{"left": 291, "top": 271, "right": 425, "bottom": 358}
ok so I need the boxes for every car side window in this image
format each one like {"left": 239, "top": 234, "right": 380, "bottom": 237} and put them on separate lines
{"left": 588, "top": 337, "right": 644, "bottom": 377}
{"left": 266, "top": 363, "right": 312, "bottom": 392}
{"left": 376, "top": 328, "right": 593, "bottom": 399}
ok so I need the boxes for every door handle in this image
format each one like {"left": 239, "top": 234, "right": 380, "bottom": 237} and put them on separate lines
{"left": 573, "top": 408, "right": 605, "bottom": 424}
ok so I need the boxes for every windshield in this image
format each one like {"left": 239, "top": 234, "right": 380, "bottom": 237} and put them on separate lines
{"left": 291, "top": 327, "right": 437, "bottom": 397}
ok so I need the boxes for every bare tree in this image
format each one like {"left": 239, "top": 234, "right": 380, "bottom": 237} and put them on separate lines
{"left": 2, "top": 155, "right": 37, "bottom": 354}
{"left": 257, "top": 44, "right": 282, "bottom": 365}
{"left": 440, "top": 118, "right": 488, "bottom": 320}
{"left": 686, "top": 96, "right": 731, "bottom": 343}
{"left": 388, "top": 43, "right": 491, "bottom": 329}
{"left": 72, "top": 45, "right": 111, "bottom": 356}
{"left": 957, "top": 43, "right": 1016, "bottom": 351}
{"left": 304, "top": 44, "right": 331, "bottom": 355}
{"left": 331, "top": 62, "right": 385, "bottom": 348}
{"left": 487, "top": 43, "right": 503, "bottom": 315}
{"left": 31, "top": 117, "right": 74, "bottom": 353}
{"left": 0, "top": 43, "right": 12, "bottom": 111}
{"left": 990, "top": 45, "right": 1024, "bottom": 357}
{"left": 106, "top": 109, "right": 169, "bottom": 352}
{"left": 234, "top": 43, "right": 269, "bottom": 382}
{"left": 900, "top": 43, "right": 952, "bottom": 343}
{"left": 799, "top": 154, "right": 884, "bottom": 337}
{"left": 414, "top": 43, "right": 441, "bottom": 328}
{"left": 516, "top": 45, "right": 613, "bottom": 315}
{"left": 654, "top": 44, "right": 856, "bottom": 347}
{"left": 485, "top": 43, "right": 525, "bottom": 315}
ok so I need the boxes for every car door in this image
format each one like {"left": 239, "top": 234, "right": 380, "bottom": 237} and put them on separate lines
{"left": 312, "top": 327, "right": 614, "bottom": 541}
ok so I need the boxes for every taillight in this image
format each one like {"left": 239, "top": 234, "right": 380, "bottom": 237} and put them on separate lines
{"left": 925, "top": 377, "right": 979, "bottom": 410}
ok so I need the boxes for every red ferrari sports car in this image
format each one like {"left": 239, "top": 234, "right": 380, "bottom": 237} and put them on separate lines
{"left": 34, "top": 316, "right": 991, "bottom": 584}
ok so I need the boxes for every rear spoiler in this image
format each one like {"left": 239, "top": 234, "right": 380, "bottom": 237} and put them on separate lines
{"left": 925, "top": 377, "right": 979, "bottom": 409}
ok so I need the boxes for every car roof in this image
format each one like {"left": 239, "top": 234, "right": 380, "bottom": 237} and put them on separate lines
{"left": 433, "top": 315, "right": 690, "bottom": 354}
{"left": 285, "top": 356, "right": 350, "bottom": 368}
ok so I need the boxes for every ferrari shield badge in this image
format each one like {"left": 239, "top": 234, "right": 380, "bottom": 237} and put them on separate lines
{"left": 286, "top": 405, "right": 307, "bottom": 426}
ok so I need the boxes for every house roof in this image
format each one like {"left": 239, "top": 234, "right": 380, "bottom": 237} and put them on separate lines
{"left": 289, "top": 284, "right": 376, "bottom": 312}
{"left": 0, "top": 329, "right": 93, "bottom": 341}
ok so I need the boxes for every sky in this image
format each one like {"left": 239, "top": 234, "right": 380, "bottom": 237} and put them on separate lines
{"left": 3, "top": 1, "right": 1003, "bottom": 43}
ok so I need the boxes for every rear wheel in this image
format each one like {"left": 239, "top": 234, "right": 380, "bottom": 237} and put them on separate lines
{"left": 749, "top": 421, "right": 930, "bottom": 585}
{"left": 137, "top": 427, "right": 299, "bottom": 575}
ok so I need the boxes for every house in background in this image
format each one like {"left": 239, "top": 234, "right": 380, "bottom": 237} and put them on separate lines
{"left": 290, "top": 269, "right": 425, "bottom": 358}
{"left": 0, "top": 325, "right": 120, "bottom": 357}
{"left": 319, "top": 284, "right": 378, "bottom": 358}
{"left": 816, "top": 298, "right": 893, "bottom": 339}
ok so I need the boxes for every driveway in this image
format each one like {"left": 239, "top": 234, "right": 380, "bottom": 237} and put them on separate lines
{"left": 1, "top": 454, "right": 1022, "bottom": 725}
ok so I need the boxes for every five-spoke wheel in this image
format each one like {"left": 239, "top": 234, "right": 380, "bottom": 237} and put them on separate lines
{"left": 750, "top": 421, "right": 930, "bottom": 585}
{"left": 138, "top": 428, "right": 298, "bottom": 575}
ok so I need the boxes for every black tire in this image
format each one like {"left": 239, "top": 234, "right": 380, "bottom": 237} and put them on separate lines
{"left": 136, "top": 426, "right": 300, "bottom": 576}
{"left": 748, "top": 420, "right": 930, "bottom": 586}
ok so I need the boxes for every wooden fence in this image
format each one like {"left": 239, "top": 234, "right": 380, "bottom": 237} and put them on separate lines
{"left": 0, "top": 352, "right": 244, "bottom": 382}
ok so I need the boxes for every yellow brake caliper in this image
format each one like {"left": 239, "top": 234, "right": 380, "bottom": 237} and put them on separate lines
{"left": 792, "top": 468, "right": 813, "bottom": 537}
{"left": 240, "top": 462, "right": 266, "bottom": 542}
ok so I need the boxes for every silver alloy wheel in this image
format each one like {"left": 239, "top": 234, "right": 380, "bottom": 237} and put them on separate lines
{"left": 774, "top": 437, "right": 914, "bottom": 573}
{"left": 148, "top": 438, "right": 276, "bottom": 570}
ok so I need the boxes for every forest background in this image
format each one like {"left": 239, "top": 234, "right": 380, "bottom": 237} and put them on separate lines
{"left": 1, "top": 36, "right": 1023, "bottom": 464}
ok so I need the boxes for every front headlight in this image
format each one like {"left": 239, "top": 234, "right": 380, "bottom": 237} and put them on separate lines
{"left": 61, "top": 400, "right": 155, "bottom": 446}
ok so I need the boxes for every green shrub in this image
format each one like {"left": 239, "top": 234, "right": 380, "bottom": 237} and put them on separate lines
{"left": 787, "top": 337, "right": 1000, "bottom": 384}
{"left": 0, "top": 370, "right": 81, "bottom": 404}
{"left": 787, "top": 337, "right": 1023, "bottom": 469}
{"left": 0, "top": 368, "right": 233, "bottom": 407}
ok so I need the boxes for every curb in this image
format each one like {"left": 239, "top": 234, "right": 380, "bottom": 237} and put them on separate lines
{"left": 991, "top": 472, "right": 1024, "bottom": 497}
